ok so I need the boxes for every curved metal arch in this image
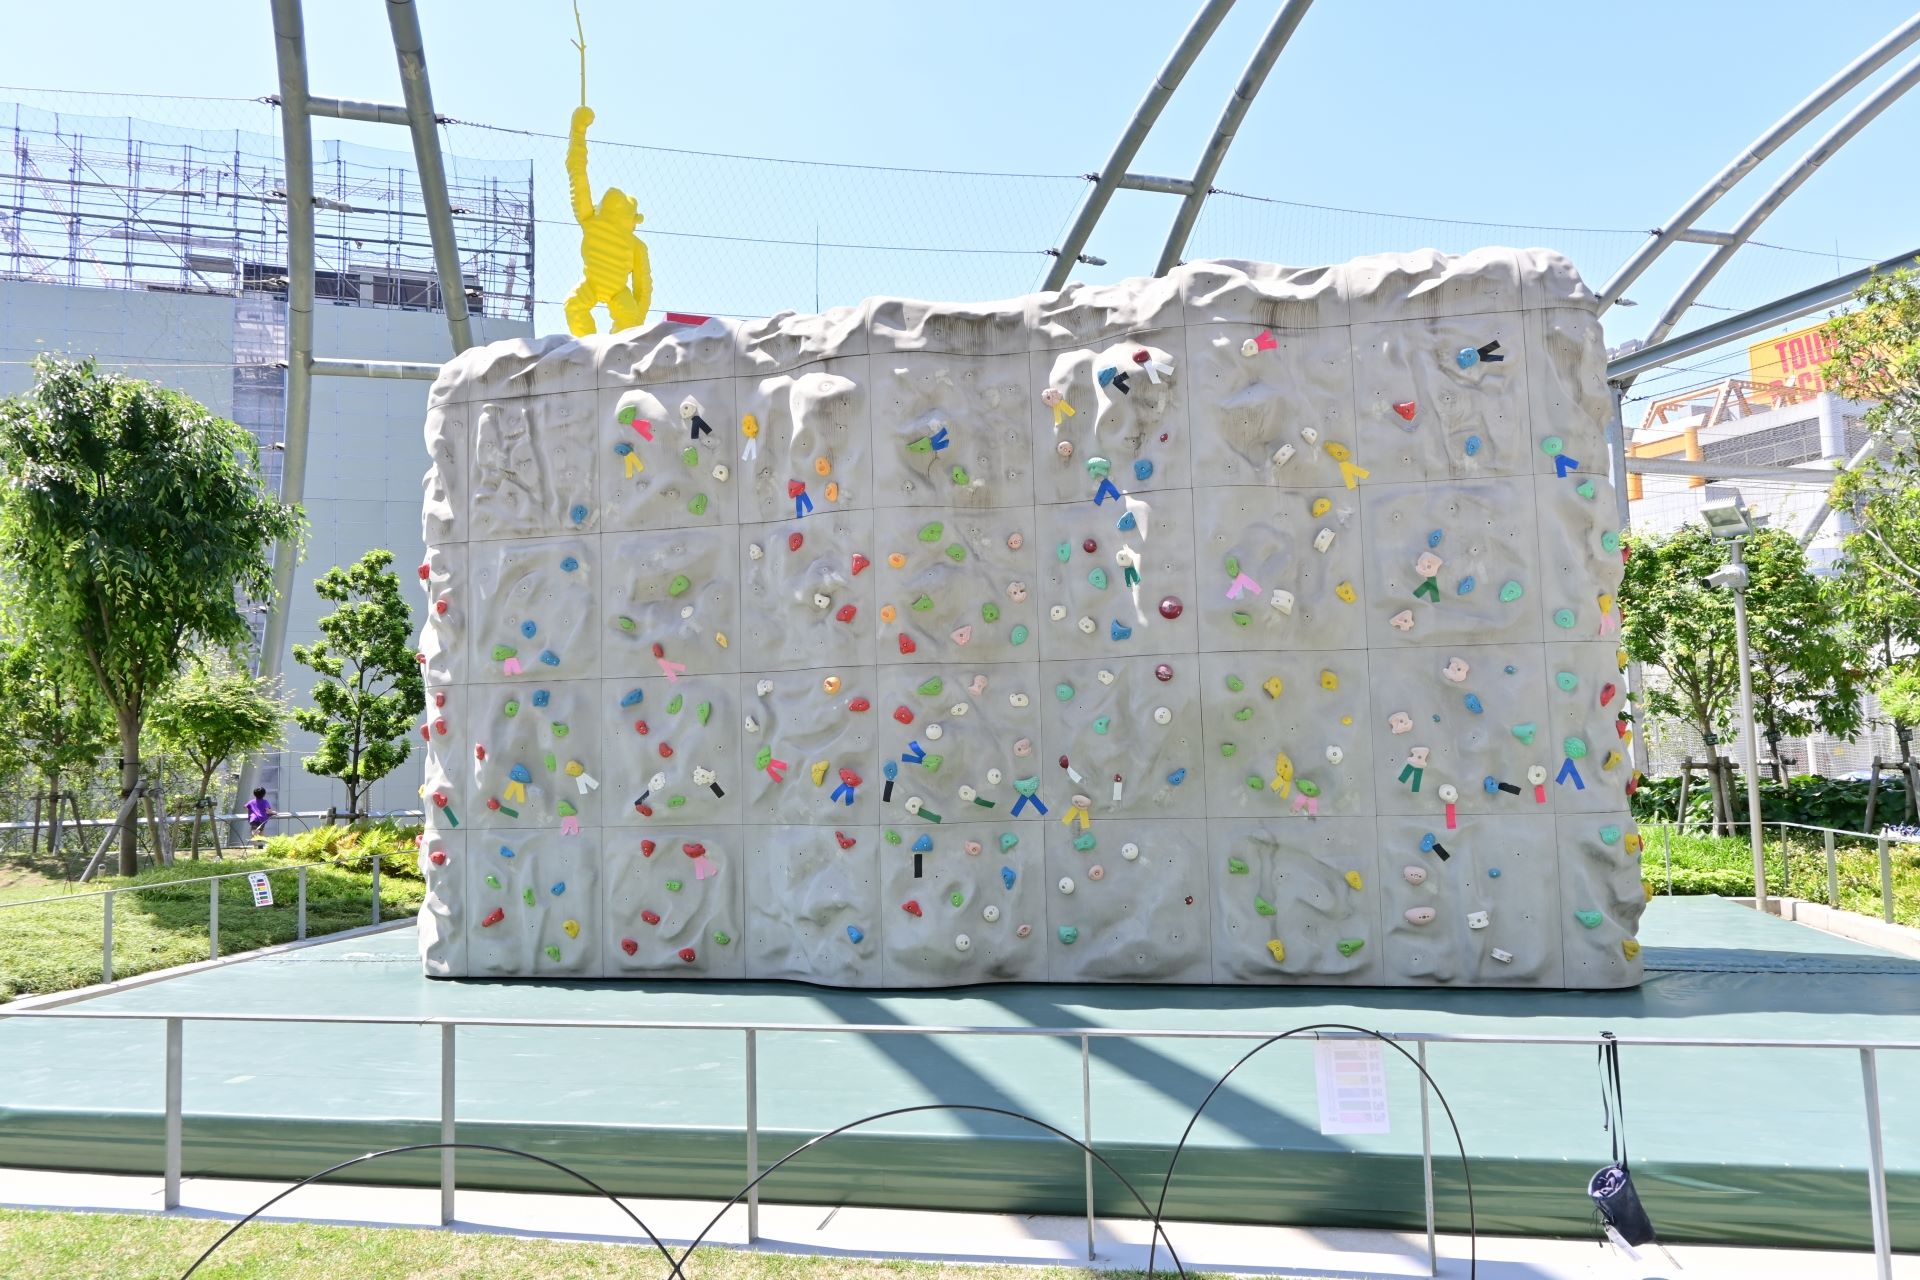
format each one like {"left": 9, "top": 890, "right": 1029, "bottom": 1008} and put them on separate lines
{"left": 1155, "top": 0, "right": 1315, "bottom": 276}
{"left": 1598, "top": 12, "right": 1920, "bottom": 313}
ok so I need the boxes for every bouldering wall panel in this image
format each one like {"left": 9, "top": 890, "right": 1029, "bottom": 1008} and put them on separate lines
{"left": 417, "top": 249, "right": 1645, "bottom": 987}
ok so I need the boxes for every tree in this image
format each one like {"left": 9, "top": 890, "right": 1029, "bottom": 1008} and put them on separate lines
{"left": 1622, "top": 525, "right": 1859, "bottom": 830}
{"left": 0, "top": 357, "right": 305, "bottom": 874}
{"left": 292, "top": 549, "right": 424, "bottom": 817}
{"left": 148, "top": 648, "right": 288, "bottom": 856}
{"left": 0, "top": 629, "right": 116, "bottom": 859}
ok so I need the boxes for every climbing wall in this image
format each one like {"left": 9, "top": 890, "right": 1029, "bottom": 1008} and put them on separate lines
{"left": 415, "top": 249, "right": 1648, "bottom": 987}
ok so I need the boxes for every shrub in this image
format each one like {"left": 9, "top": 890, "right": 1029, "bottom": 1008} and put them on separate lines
{"left": 1630, "top": 774, "right": 1911, "bottom": 833}
{"left": 259, "top": 819, "right": 424, "bottom": 879}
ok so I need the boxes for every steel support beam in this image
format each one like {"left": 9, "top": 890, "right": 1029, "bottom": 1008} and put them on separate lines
{"left": 1117, "top": 173, "right": 1198, "bottom": 197}
{"left": 1624, "top": 456, "right": 1839, "bottom": 485}
{"left": 311, "top": 358, "right": 442, "bottom": 381}
{"left": 1605, "top": 245, "right": 1920, "bottom": 384}
{"left": 1633, "top": 54, "right": 1920, "bottom": 372}
{"left": 1041, "top": 0, "right": 1237, "bottom": 292}
{"left": 260, "top": 0, "right": 317, "bottom": 698}
{"left": 1598, "top": 13, "right": 1920, "bottom": 312}
{"left": 305, "top": 95, "right": 411, "bottom": 126}
{"left": 1155, "top": 0, "right": 1315, "bottom": 277}
{"left": 385, "top": 0, "right": 474, "bottom": 355}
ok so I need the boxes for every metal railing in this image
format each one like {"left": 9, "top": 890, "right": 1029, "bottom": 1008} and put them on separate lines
{"left": 0, "top": 1009, "right": 1904, "bottom": 1279}
{"left": 1641, "top": 818, "right": 1920, "bottom": 925}
{"left": 0, "top": 854, "right": 398, "bottom": 984}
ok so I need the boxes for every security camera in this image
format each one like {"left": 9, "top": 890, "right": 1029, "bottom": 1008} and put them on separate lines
{"left": 1705, "top": 564, "right": 1749, "bottom": 592}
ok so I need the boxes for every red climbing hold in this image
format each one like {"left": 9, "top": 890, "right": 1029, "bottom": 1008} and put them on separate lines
{"left": 1392, "top": 401, "right": 1417, "bottom": 421}
{"left": 434, "top": 691, "right": 447, "bottom": 708}
{"left": 633, "top": 719, "right": 649, "bottom": 735}
{"left": 486, "top": 797, "right": 501, "bottom": 811}
{"left": 901, "top": 900, "right": 923, "bottom": 917}
{"left": 475, "top": 745, "right": 486, "bottom": 761}
{"left": 893, "top": 705, "right": 914, "bottom": 725}
{"left": 429, "top": 850, "right": 448, "bottom": 866}
{"left": 434, "top": 717, "right": 447, "bottom": 735}
{"left": 838, "top": 768, "right": 864, "bottom": 788}
{"left": 420, "top": 724, "right": 431, "bottom": 741}
{"left": 435, "top": 599, "right": 448, "bottom": 614}
{"left": 416, "top": 652, "right": 427, "bottom": 664}
{"left": 1600, "top": 682, "right": 1617, "bottom": 708}
{"left": 417, "top": 563, "right": 431, "bottom": 580}
{"left": 835, "top": 830, "right": 856, "bottom": 849}
{"left": 620, "top": 938, "right": 638, "bottom": 956}
{"left": 431, "top": 791, "right": 448, "bottom": 808}
{"left": 635, "top": 802, "right": 654, "bottom": 817}
{"left": 481, "top": 908, "right": 505, "bottom": 928}
{"left": 787, "top": 479, "right": 807, "bottom": 498}
{"left": 1082, "top": 538, "right": 1098, "bottom": 554}
{"left": 848, "top": 696, "right": 871, "bottom": 713}
{"left": 658, "top": 742, "right": 674, "bottom": 758}
{"left": 836, "top": 604, "right": 858, "bottom": 623}
{"left": 683, "top": 842, "right": 706, "bottom": 859}
{"left": 898, "top": 633, "right": 917, "bottom": 655}
{"left": 642, "top": 909, "right": 662, "bottom": 926}
{"left": 851, "top": 552, "right": 871, "bottom": 575}
{"left": 788, "top": 531, "right": 804, "bottom": 552}
{"left": 678, "top": 947, "right": 697, "bottom": 963}
{"left": 641, "top": 840, "right": 657, "bottom": 857}
{"left": 650, "top": 642, "right": 665, "bottom": 659}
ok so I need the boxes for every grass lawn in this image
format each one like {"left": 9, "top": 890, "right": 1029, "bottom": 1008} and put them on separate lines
{"left": 0, "top": 1209, "right": 1165, "bottom": 1280}
{"left": 1644, "top": 824, "right": 1920, "bottom": 926}
{"left": 0, "top": 852, "right": 422, "bottom": 1002}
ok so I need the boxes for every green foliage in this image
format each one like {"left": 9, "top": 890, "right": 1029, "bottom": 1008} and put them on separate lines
{"left": 0, "top": 630, "right": 115, "bottom": 793}
{"left": 0, "top": 357, "right": 304, "bottom": 874}
{"left": 1622, "top": 525, "right": 1860, "bottom": 761}
{"left": 260, "top": 819, "right": 424, "bottom": 881}
{"left": 291, "top": 550, "right": 424, "bottom": 815}
{"left": 1822, "top": 262, "right": 1920, "bottom": 451}
{"left": 147, "top": 647, "right": 287, "bottom": 813}
{"left": 1630, "top": 773, "right": 1911, "bottom": 833}
{"left": 1875, "top": 662, "right": 1920, "bottom": 731}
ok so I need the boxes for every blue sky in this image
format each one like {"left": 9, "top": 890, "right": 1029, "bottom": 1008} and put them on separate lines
{"left": 3, "top": 0, "right": 1918, "bottom": 398}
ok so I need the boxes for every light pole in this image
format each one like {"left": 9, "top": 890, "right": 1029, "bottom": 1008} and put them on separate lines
{"left": 1702, "top": 493, "right": 1771, "bottom": 914}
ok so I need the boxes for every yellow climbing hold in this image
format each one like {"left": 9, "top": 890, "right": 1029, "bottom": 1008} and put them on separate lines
{"left": 564, "top": 760, "right": 584, "bottom": 777}
{"left": 1617, "top": 648, "right": 1629, "bottom": 671}
{"left": 1642, "top": 878, "right": 1654, "bottom": 901}
{"left": 810, "top": 760, "right": 831, "bottom": 786}
{"left": 1622, "top": 938, "right": 1642, "bottom": 961}
{"left": 1270, "top": 752, "right": 1294, "bottom": 796}
{"left": 1310, "top": 497, "right": 1331, "bottom": 517}
{"left": 1334, "top": 581, "right": 1356, "bottom": 603}
{"left": 1602, "top": 750, "right": 1621, "bottom": 771}
{"left": 563, "top": 919, "right": 580, "bottom": 939}
{"left": 815, "top": 456, "right": 832, "bottom": 477}
{"left": 1344, "top": 870, "right": 1364, "bottom": 891}
{"left": 741, "top": 413, "right": 760, "bottom": 439}
{"left": 1319, "top": 669, "right": 1339, "bottom": 691}
{"left": 1598, "top": 592, "right": 1614, "bottom": 614}
{"left": 880, "top": 604, "right": 898, "bottom": 625}
{"left": 1266, "top": 939, "right": 1286, "bottom": 964}
{"left": 826, "top": 481, "right": 840, "bottom": 503}
{"left": 714, "top": 631, "right": 729, "bottom": 649}
{"left": 1263, "top": 676, "right": 1283, "bottom": 699}
{"left": 1324, "top": 442, "right": 1352, "bottom": 462}
{"left": 1340, "top": 716, "right": 1353, "bottom": 726}
{"left": 888, "top": 552, "right": 908, "bottom": 569}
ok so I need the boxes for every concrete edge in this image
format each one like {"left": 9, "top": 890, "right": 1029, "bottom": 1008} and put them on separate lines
{"left": 1733, "top": 896, "right": 1920, "bottom": 961}
{"left": 3, "top": 917, "right": 414, "bottom": 1011}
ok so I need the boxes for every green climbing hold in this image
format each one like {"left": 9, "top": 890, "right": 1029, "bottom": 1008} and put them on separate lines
{"left": 1297, "top": 779, "right": 1322, "bottom": 798}
{"left": 666, "top": 879, "right": 684, "bottom": 892}
{"left": 1540, "top": 435, "right": 1564, "bottom": 456}
{"left": 485, "top": 874, "right": 500, "bottom": 889}
{"left": 491, "top": 644, "right": 516, "bottom": 662}
{"left": 919, "top": 522, "right": 944, "bottom": 542}
{"left": 1245, "top": 775, "right": 1264, "bottom": 791}
{"left": 885, "top": 829, "right": 902, "bottom": 845}
{"left": 1092, "top": 716, "right": 1110, "bottom": 734}
{"left": 617, "top": 616, "right": 637, "bottom": 632}
{"left": 666, "top": 694, "right": 683, "bottom": 715}
{"left": 1085, "top": 456, "right": 1111, "bottom": 479}
{"left": 1553, "top": 608, "right": 1577, "bottom": 629}
{"left": 688, "top": 494, "right": 709, "bottom": 516}
{"left": 1088, "top": 567, "right": 1109, "bottom": 590}
{"left": 681, "top": 445, "right": 699, "bottom": 466}
{"left": 1336, "top": 938, "right": 1366, "bottom": 958}
{"left": 1255, "top": 897, "right": 1276, "bottom": 917}
{"left": 543, "top": 752, "right": 557, "bottom": 773}
{"left": 504, "top": 700, "right": 519, "bottom": 717}
{"left": 1057, "top": 542, "right": 1072, "bottom": 564}
{"left": 950, "top": 466, "right": 971, "bottom": 486}
{"left": 551, "top": 721, "right": 570, "bottom": 738}
{"left": 982, "top": 602, "right": 1001, "bottom": 622}
{"left": 1564, "top": 736, "right": 1589, "bottom": 759}
{"left": 1599, "top": 824, "right": 1621, "bottom": 845}
{"left": 1601, "top": 530, "right": 1621, "bottom": 553}
{"left": 1226, "top": 674, "right": 1245, "bottom": 692}
{"left": 755, "top": 746, "right": 773, "bottom": 769}
{"left": 1499, "top": 580, "right": 1524, "bottom": 602}
{"left": 1225, "top": 555, "right": 1241, "bottom": 577}
{"left": 713, "top": 931, "right": 732, "bottom": 946}
{"left": 1073, "top": 833, "right": 1096, "bottom": 851}
{"left": 1576, "top": 480, "right": 1596, "bottom": 500}
{"left": 1575, "top": 910, "right": 1604, "bottom": 929}
{"left": 1233, "top": 707, "right": 1253, "bottom": 722}
{"left": 949, "top": 891, "right": 965, "bottom": 908}
{"left": 546, "top": 945, "right": 562, "bottom": 961}
{"left": 1000, "top": 831, "right": 1020, "bottom": 850}
{"left": 696, "top": 701, "right": 712, "bottom": 725}
{"left": 946, "top": 544, "right": 967, "bottom": 563}
{"left": 1055, "top": 683, "right": 1075, "bottom": 701}
{"left": 669, "top": 573, "right": 692, "bottom": 597}
{"left": 523, "top": 888, "right": 536, "bottom": 907}
{"left": 1058, "top": 926, "right": 1080, "bottom": 945}
{"left": 912, "top": 593, "right": 935, "bottom": 613}
{"left": 1220, "top": 743, "right": 1237, "bottom": 757}
{"left": 1009, "top": 625, "right": 1029, "bottom": 645}
{"left": 1511, "top": 722, "right": 1537, "bottom": 744}
{"left": 1227, "top": 857, "right": 1249, "bottom": 875}
{"left": 918, "top": 676, "right": 944, "bottom": 697}
{"left": 1232, "top": 612, "right": 1251, "bottom": 627}
{"left": 667, "top": 795, "right": 687, "bottom": 808}
{"left": 1555, "top": 672, "right": 1578, "bottom": 692}
{"left": 922, "top": 754, "right": 944, "bottom": 773}
{"left": 1014, "top": 777, "right": 1039, "bottom": 797}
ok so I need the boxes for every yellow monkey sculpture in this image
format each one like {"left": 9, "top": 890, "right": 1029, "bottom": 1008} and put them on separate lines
{"left": 563, "top": 105, "right": 652, "bottom": 336}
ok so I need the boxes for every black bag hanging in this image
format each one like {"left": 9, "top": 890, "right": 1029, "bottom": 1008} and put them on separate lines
{"left": 1588, "top": 1031, "right": 1659, "bottom": 1252}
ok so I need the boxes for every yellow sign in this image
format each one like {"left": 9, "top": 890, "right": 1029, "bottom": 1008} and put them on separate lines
{"left": 1748, "top": 321, "right": 1837, "bottom": 396}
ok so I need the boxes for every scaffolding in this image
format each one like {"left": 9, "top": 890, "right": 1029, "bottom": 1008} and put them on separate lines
{"left": 0, "top": 101, "right": 531, "bottom": 321}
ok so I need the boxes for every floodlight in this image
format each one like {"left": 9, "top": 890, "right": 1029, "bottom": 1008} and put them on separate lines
{"left": 1699, "top": 492, "right": 1755, "bottom": 540}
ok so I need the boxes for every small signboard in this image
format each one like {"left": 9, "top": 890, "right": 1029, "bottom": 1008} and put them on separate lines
{"left": 1314, "top": 1039, "right": 1390, "bottom": 1135}
{"left": 247, "top": 871, "right": 274, "bottom": 907}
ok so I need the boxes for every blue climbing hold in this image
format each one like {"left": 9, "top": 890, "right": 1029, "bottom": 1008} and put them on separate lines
{"left": 620, "top": 688, "right": 643, "bottom": 707}
{"left": 570, "top": 503, "right": 589, "bottom": 524}
{"left": 520, "top": 620, "right": 537, "bottom": 638}
{"left": 1488, "top": 867, "right": 1501, "bottom": 878}
{"left": 1133, "top": 459, "right": 1154, "bottom": 481}
{"left": 1419, "top": 832, "right": 1437, "bottom": 852}
{"left": 846, "top": 925, "right": 865, "bottom": 944}
{"left": 884, "top": 761, "right": 899, "bottom": 780}
{"left": 1427, "top": 529, "right": 1443, "bottom": 548}
{"left": 1464, "top": 693, "right": 1484, "bottom": 714}
{"left": 1111, "top": 620, "right": 1132, "bottom": 641}
{"left": 1457, "top": 575, "right": 1476, "bottom": 595}
{"left": 498, "top": 844, "right": 517, "bottom": 858}
{"left": 508, "top": 764, "right": 531, "bottom": 783}
{"left": 1097, "top": 366, "right": 1117, "bottom": 387}
{"left": 560, "top": 557, "right": 579, "bottom": 573}
{"left": 1465, "top": 435, "right": 1482, "bottom": 456}
{"left": 1483, "top": 775, "right": 1500, "bottom": 794}
{"left": 1503, "top": 665, "right": 1517, "bottom": 675}
{"left": 1457, "top": 347, "right": 1480, "bottom": 369}
{"left": 1167, "top": 767, "right": 1188, "bottom": 786}
{"left": 1002, "top": 865, "right": 1016, "bottom": 889}
{"left": 539, "top": 650, "right": 560, "bottom": 666}
{"left": 912, "top": 834, "right": 933, "bottom": 852}
{"left": 1116, "top": 511, "right": 1137, "bottom": 531}
{"left": 551, "top": 881, "right": 566, "bottom": 896}
{"left": 532, "top": 689, "right": 551, "bottom": 708}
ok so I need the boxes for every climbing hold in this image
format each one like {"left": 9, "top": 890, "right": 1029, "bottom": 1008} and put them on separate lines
{"left": 1058, "top": 926, "right": 1080, "bottom": 945}
{"left": 1255, "top": 897, "right": 1277, "bottom": 917}
{"left": 1088, "top": 567, "right": 1109, "bottom": 590}
{"left": 1575, "top": 910, "right": 1604, "bottom": 929}
{"left": 1010, "top": 624, "right": 1030, "bottom": 645}
{"left": 1227, "top": 857, "right": 1249, "bottom": 875}
{"left": 1335, "top": 581, "right": 1357, "bottom": 603}
{"left": 1111, "top": 620, "right": 1132, "bottom": 641}
{"left": 1336, "top": 938, "right": 1366, "bottom": 957}
{"left": 1392, "top": 401, "right": 1417, "bottom": 421}
{"left": 1499, "top": 580, "right": 1524, "bottom": 602}
{"left": 1553, "top": 608, "right": 1577, "bottom": 629}
{"left": 1310, "top": 497, "right": 1332, "bottom": 518}
{"left": 1405, "top": 907, "right": 1436, "bottom": 926}
{"left": 847, "top": 925, "right": 865, "bottom": 944}
{"left": 1134, "top": 459, "right": 1154, "bottom": 481}
{"left": 1319, "top": 670, "right": 1339, "bottom": 691}
{"left": 919, "top": 522, "right": 944, "bottom": 542}
{"left": 1344, "top": 870, "right": 1364, "bottom": 891}
{"left": 1556, "top": 671, "right": 1578, "bottom": 692}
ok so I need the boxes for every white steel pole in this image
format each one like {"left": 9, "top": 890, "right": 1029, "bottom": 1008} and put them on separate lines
{"left": 1731, "top": 539, "right": 1769, "bottom": 912}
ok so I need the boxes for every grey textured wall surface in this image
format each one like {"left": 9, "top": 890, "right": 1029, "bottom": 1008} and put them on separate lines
{"left": 416, "top": 250, "right": 1645, "bottom": 987}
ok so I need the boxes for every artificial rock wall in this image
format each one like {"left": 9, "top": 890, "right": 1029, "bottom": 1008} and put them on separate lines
{"left": 414, "top": 249, "right": 1647, "bottom": 988}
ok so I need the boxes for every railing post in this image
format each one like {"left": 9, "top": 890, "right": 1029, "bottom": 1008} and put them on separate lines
{"left": 1860, "top": 1048, "right": 1893, "bottom": 1280}
{"left": 744, "top": 1028, "right": 759, "bottom": 1245}
{"left": 1081, "top": 1033, "right": 1095, "bottom": 1261}
{"left": 1662, "top": 823, "right": 1673, "bottom": 895}
{"left": 1419, "top": 1041, "right": 1436, "bottom": 1277}
{"left": 163, "top": 1017, "right": 183, "bottom": 1209}
{"left": 1826, "top": 829, "right": 1839, "bottom": 907}
{"left": 1777, "top": 822, "right": 1789, "bottom": 898}
{"left": 371, "top": 855, "right": 382, "bottom": 927}
{"left": 440, "top": 1022, "right": 456, "bottom": 1226}
{"left": 297, "top": 866, "right": 308, "bottom": 940}
{"left": 101, "top": 890, "right": 114, "bottom": 985}
{"left": 208, "top": 877, "right": 220, "bottom": 961}
{"left": 1878, "top": 834, "right": 1894, "bottom": 924}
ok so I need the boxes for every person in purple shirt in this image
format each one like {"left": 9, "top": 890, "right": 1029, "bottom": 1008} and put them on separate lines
{"left": 246, "top": 787, "right": 272, "bottom": 838}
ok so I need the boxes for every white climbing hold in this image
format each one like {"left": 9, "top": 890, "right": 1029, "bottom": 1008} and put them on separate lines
{"left": 983, "top": 905, "right": 1001, "bottom": 923}
{"left": 925, "top": 723, "right": 944, "bottom": 741}
{"left": 1467, "top": 910, "right": 1490, "bottom": 930}
{"left": 1153, "top": 706, "right": 1172, "bottom": 725}
{"left": 954, "top": 934, "right": 971, "bottom": 952}
{"left": 1058, "top": 876, "right": 1075, "bottom": 895}
{"left": 1121, "top": 842, "right": 1140, "bottom": 861}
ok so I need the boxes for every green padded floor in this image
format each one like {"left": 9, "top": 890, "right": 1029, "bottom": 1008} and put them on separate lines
{"left": 4, "top": 897, "right": 1918, "bottom": 1249}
